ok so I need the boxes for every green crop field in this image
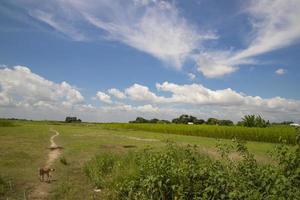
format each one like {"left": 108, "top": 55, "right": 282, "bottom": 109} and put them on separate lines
{"left": 0, "top": 120, "right": 299, "bottom": 199}
{"left": 99, "top": 123, "right": 296, "bottom": 144}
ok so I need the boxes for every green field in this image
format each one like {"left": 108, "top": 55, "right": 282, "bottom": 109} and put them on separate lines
{"left": 0, "top": 120, "right": 298, "bottom": 199}
{"left": 99, "top": 123, "right": 296, "bottom": 144}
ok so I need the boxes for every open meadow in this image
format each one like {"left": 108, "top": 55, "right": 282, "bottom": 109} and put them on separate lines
{"left": 0, "top": 120, "right": 299, "bottom": 199}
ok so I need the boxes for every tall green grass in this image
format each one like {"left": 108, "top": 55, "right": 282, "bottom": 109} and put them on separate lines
{"left": 99, "top": 123, "right": 296, "bottom": 144}
{"left": 0, "top": 120, "right": 15, "bottom": 127}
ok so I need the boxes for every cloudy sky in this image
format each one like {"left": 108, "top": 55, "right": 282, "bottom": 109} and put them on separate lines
{"left": 0, "top": 0, "right": 300, "bottom": 122}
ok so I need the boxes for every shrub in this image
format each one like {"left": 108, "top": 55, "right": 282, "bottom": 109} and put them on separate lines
{"left": 84, "top": 129, "right": 300, "bottom": 199}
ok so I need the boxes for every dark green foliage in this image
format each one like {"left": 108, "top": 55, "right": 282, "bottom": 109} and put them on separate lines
{"left": 84, "top": 129, "right": 300, "bottom": 199}
{"left": 157, "top": 120, "right": 171, "bottom": 124}
{"left": 172, "top": 114, "right": 205, "bottom": 124}
{"left": 242, "top": 115, "right": 269, "bottom": 128}
{"left": 219, "top": 120, "right": 234, "bottom": 126}
{"left": 194, "top": 119, "right": 205, "bottom": 124}
{"left": 0, "top": 120, "right": 15, "bottom": 127}
{"left": 0, "top": 176, "right": 9, "bottom": 197}
{"left": 59, "top": 156, "right": 68, "bottom": 165}
{"left": 130, "top": 117, "right": 149, "bottom": 123}
{"left": 207, "top": 118, "right": 219, "bottom": 125}
{"left": 130, "top": 117, "right": 171, "bottom": 124}
{"left": 272, "top": 121, "right": 294, "bottom": 125}
{"left": 149, "top": 118, "right": 159, "bottom": 123}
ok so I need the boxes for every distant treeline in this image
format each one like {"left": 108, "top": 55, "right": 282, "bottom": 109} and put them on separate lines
{"left": 129, "top": 115, "right": 233, "bottom": 126}
{"left": 129, "top": 114, "right": 294, "bottom": 128}
{"left": 65, "top": 116, "right": 81, "bottom": 123}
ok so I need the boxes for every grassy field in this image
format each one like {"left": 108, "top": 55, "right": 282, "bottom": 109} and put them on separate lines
{"left": 0, "top": 120, "right": 297, "bottom": 199}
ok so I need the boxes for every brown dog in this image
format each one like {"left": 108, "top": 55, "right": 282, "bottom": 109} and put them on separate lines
{"left": 39, "top": 167, "right": 55, "bottom": 182}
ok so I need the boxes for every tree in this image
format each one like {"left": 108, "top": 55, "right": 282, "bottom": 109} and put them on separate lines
{"left": 194, "top": 119, "right": 205, "bottom": 125}
{"left": 172, "top": 115, "right": 200, "bottom": 124}
{"left": 129, "top": 117, "right": 149, "bottom": 123}
{"left": 241, "top": 115, "right": 269, "bottom": 128}
{"left": 207, "top": 118, "right": 219, "bottom": 125}
{"left": 157, "top": 120, "right": 171, "bottom": 124}
{"left": 149, "top": 118, "right": 159, "bottom": 123}
{"left": 219, "top": 120, "right": 233, "bottom": 126}
{"left": 241, "top": 115, "right": 256, "bottom": 127}
{"left": 65, "top": 116, "right": 81, "bottom": 123}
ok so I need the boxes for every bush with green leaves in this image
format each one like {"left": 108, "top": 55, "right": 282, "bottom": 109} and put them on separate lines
{"left": 84, "top": 128, "right": 300, "bottom": 200}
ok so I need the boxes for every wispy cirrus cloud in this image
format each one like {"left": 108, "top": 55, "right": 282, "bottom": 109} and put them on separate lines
{"left": 198, "top": 0, "right": 300, "bottom": 78}
{"left": 21, "top": 0, "right": 217, "bottom": 69}
{"left": 5, "top": 0, "right": 300, "bottom": 78}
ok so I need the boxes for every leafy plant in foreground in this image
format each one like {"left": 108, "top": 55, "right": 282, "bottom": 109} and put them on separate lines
{"left": 84, "top": 128, "right": 300, "bottom": 199}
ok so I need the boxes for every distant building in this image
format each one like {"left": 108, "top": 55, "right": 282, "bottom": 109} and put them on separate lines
{"left": 290, "top": 123, "right": 300, "bottom": 127}
{"left": 187, "top": 122, "right": 194, "bottom": 125}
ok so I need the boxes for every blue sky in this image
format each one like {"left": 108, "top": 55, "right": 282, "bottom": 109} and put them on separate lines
{"left": 0, "top": 0, "right": 300, "bottom": 122}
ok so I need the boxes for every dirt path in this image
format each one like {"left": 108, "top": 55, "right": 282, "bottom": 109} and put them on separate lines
{"left": 29, "top": 129, "right": 62, "bottom": 200}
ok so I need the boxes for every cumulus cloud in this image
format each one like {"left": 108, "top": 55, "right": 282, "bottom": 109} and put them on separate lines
{"left": 125, "top": 83, "right": 162, "bottom": 102}
{"left": 1, "top": 66, "right": 299, "bottom": 122}
{"left": 96, "top": 91, "right": 112, "bottom": 104}
{"left": 91, "top": 82, "right": 300, "bottom": 121}
{"left": 108, "top": 88, "right": 126, "bottom": 99}
{"left": 0, "top": 66, "right": 84, "bottom": 107}
{"left": 275, "top": 68, "right": 286, "bottom": 75}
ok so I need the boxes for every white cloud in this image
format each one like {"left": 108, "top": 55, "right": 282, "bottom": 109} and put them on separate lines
{"left": 1, "top": 66, "right": 299, "bottom": 122}
{"left": 16, "top": 0, "right": 217, "bottom": 70}
{"left": 196, "top": 54, "right": 238, "bottom": 78}
{"left": 125, "top": 83, "right": 162, "bottom": 102}
{"left": 195, "top": 0, "right": 300, "bottom": 78}
{"left": 108, "top": 88, "right": 126, "bottom": 99}
{"left": 104, "top": 103, "right": 159, "bottom": 113}
{"left": 232, "top": 0, "right": 300, "bottom": 61}
{"left": 31, "top": 10, "right": 86, "bottom": 41}
{"left": 0, "top": 66, "right": 84, "bottom": 107}
{"left": 77, "top": 0, "right": 217, "bottom": 69}
{"left": 275, "top": 68, "right": 286, "bottom": 75}
{"left": 120, "top": 82, "right": 300, "bottom": 115}
{"left": 187, "top": 73, "right": 196, "bottom": 80}
{"left": 156, "top": 82, "right": 245, "bottom": 106}
{"left": 7, "top": 0, "right": 300, "bottom": 78}
{"left": 96, "top": 91, "right": 112, "bottom": 104}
